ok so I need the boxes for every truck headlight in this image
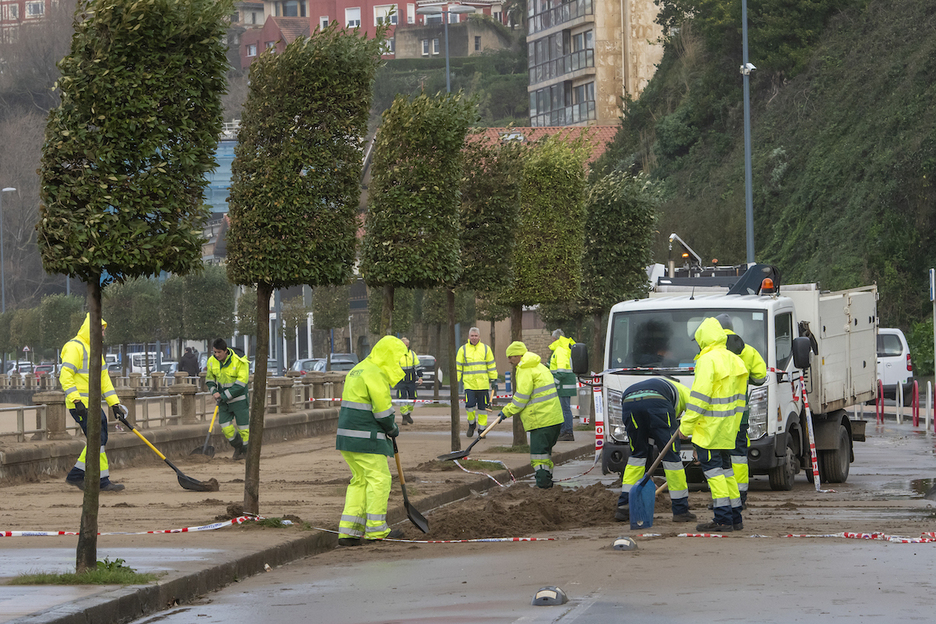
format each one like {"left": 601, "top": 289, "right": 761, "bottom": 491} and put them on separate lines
{"left": 606, "top": 389, "right": 628, "bottom": 443}
{"left": 747, "top": 385, "right": 769, "bottom": 440}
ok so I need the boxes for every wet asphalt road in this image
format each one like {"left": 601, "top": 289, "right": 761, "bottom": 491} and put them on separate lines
{"left": 130, "top": 420, "right": 936, "bottom": 624}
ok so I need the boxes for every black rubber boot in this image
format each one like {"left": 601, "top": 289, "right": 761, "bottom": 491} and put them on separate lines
{"left": 466, "top": 422, "right": 476, "bottom": 438}
{"left": 230, "top": 436, "right": 247, "bottom": 460}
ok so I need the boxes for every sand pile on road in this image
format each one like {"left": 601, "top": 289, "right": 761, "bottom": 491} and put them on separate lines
{"left": 423, "top": 483, "right": 617, "bottom": 540}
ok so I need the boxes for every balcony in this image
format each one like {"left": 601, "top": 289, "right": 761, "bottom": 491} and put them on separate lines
{"left": 529, "top": 0, "right": 594, "bottom": 36}
{"left": 529, "top": 49, "right": 594, "bottom": 86}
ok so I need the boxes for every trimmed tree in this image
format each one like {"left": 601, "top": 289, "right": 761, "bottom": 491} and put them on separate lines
{"left": 580, "top": 171, "right": 660, "bottom": 370}
{"left": 226, "top": 24, "right": 386, "bottom": 515}
{"left": 312, "top": 285, "right": 350, "bottom": 367}
{"left": 499, "top": 135, "right": 589, "bottom": 444}
{"left": 459, "top": 132, "right": 523, "bottom": 443}
{"left": 360, "top": 91, "right": 477, "bottom": 450}
{"left": 36, "top": 0, "right": 230, "bottom": 572}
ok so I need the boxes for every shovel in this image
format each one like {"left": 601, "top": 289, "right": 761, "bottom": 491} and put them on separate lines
{"left": 116, "top": 414, "right": 220, "bottom": 492}
{"left": 437, "top": 416, "right": 503, "bottom": 461}
{"left": 392, "top": 438, "right": 429, "bottom": 533}
{"left": 191, "top": 405, "right": 218, "bottom": 458}
{"left": 630, "top": 428, "right": 681, "bottom": 530}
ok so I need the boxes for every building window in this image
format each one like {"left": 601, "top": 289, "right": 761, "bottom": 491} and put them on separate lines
{"left": 266, "top": 41, "right": 276, "bottom": 49}
{"left": 432, "top": 38, "right": 440, "bottom": 54}
{"left": 407, "top": 2, "right": 415, "bottom": 23}
{"left": 529, "top": 80, "right": 595, "bottom": 127}
{"left": 320, "top": 16, "right": 329, "bottom": 29}
{"left": 383, "top": 39, "right": 395, "bottom": 54}
{"left": 231, "top": 11, "right": 239, "bottom": 22}
{"left": 474, "top": 36, "right": 481, "bottom": 51}
{"left": 4, "top": 4, "right": 20, "bottom": 19}
{"left": 346, "top": 7, "right": 361, "bottom": 27}
{"left": 375, "top": 5, "right": 398, "bottom": 25}
{"left": 26, "top": 1, "right": 44, "bottom": 17}
{"left": 421, "top": 39, "right": 429, "bottom": 56}
{"left": 493, "top": 10, "right": 502, "bottom": 23}
{"left": 246, "top": 43, "right": 258, "bottom": 57}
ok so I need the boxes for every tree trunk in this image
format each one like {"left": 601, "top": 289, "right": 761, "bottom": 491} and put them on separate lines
{"left": 381, "top": 284, "right": 394, "bottom": 336}
{"left": 447, "top": 288, "right": 460, "bottom": 452}
{"left": 510, "top": 304, "right": 526, "bottom": 447}
{"left": 76, "top": 277, "right": 103, "bottom": 573}
{"left": 244, "top": 282, "right": 272, "bottom": 516}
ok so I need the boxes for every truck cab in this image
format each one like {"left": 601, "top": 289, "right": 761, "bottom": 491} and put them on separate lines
{"left": 584, "top": 264, "right": 874, "bottom": 490}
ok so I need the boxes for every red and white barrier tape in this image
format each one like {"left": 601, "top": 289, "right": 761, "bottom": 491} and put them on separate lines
{"left": 0, "top": 515, "right": 263, "bottom": 537}
{"left": 312, "top": 526, "right": 554, "bottom": 543}
{"left": 785, "top": 531, "right": 936, "bottom": 543}
{"left": 678, "top": 532, "right": 727, "bottom": 538}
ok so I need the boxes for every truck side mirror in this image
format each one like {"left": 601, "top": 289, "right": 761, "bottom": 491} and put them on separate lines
{"left": 792, "top": 336, "right": 812, "bottom": 370}
{"left": 571, "top": 343, "right": 589, "bottom": 375}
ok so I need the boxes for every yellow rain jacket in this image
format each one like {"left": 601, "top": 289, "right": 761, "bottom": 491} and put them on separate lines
{"left": 502, "top": 351, "right": 564, "bottom": 431}
{"left": 60, "top": 314, "right": 119, "bottom": 411}
{"left": 336, "top": 336, "right": 407, "bottom": 457}
{"left": 680, "top": 317, "right": 749, "bottom": 449}
{"left": 456, "top": 341, "right": 497, "bottom": 390}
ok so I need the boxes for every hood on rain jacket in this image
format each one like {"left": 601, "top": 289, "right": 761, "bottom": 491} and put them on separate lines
{"left": 59, "top": 314, "right": 119, "bottom": 411}
{"left": 336, "top": 336, "right": 407, "bottom": 457}
{"left": 502, "top": 351, "right": 564, "bottom": 431}
{"left": 679, "top": 317, "right": 749, "bottom": 449}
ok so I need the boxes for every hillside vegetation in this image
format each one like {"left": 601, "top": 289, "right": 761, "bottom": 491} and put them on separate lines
{"left": 598, "top": 0, "right": 936, "bottom": 332}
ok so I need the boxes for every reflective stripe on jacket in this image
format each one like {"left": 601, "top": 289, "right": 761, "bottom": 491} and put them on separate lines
{"left": 456, "top": 342, "right": 497, "bottom": 390}
{"left": 206, "top": 349, "right": 250, "bottom": 405}
{"left": 336, "top": 336, "right": 407, "bottom": 457}
{"left": 548, "top": 335, "right": 577, "bottom": 397}
{"left": 680, "top": 317, "right": 749, "bottom": 449}
{"left": 399, "top": 350, "right": 423, "bottom": 384}
{"left": 502, "top": 351, "right": 564, "bottom": 431}
{"left": 59, "top": 314, "right": 119, "bottom": 410}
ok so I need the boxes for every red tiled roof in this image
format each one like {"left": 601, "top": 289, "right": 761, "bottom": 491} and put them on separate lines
{"left": 467, "top": 126, "right": 619, "bottom": 165}
{"left": 270, "top": 17, "right": 310, "bottom": 44}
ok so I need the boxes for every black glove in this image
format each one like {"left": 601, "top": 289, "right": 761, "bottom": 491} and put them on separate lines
{"left": 496, "top": 411, "right": 506, "bottom": 424}
{"left": 73, "top": 401, "right": 88, "bottom": 420}
{"left": 111, "top": 405, "right": 125, "bottom": 420}
{"left": 388, "top": 424, "right": 400, "bottom": 438}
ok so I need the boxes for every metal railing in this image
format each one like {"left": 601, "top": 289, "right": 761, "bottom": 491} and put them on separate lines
{"left": 528, "top": 0, "right": 593, "bottom": 36}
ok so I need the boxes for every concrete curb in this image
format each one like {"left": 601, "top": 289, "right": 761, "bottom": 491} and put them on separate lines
{"left": 9, "top": 441, "right": 598, "bottom": 624}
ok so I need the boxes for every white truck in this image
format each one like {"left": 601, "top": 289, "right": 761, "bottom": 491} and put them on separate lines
{"left": 574, "top": 264, "right": 875, "bottom": 489}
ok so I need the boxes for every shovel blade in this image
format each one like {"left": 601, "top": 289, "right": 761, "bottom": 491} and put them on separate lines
{"left": 190, "top": 445, "right": 216, "bottom": 458}
{"left": 629, "top": 478, "right": 656, "bottom": 530}
{"left": 437, "top": 449, "right": 470, "bottom": 461}
{"left": 403, "top": 492, "right": 429, "bottom": 533}
{"left": 178, "top": 473, "right": 220, "bottom": 492}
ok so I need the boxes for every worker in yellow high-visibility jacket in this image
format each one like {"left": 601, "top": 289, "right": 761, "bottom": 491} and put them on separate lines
{"left": 456, "top": 327, "right": 497, "bottom": 437}
{"left": 61, "top": 314, "right": 126, "bottom": 492}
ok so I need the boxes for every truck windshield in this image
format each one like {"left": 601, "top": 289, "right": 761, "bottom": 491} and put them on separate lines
{"left": 608, "top": 309, "right": 768, "bottom": 370}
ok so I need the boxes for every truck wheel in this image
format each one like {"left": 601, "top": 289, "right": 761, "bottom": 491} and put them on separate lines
{"left": 768, "top": 445, "right": 796, "bottom": 491}
{"left": 818, "top": 425, "right": 850, "bottom": 483}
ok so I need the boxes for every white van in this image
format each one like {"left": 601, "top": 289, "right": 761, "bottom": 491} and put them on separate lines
{"left": 877, "top": 328, "right": 913, "bottom": 402}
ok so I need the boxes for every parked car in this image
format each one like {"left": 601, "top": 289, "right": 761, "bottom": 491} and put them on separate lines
{"left": 877, "top": 328, "right": 914, "bottom": 403}
{"left": 325, "top": 353, "right": 358, "bottom": 372}
{"left": 291, "top": 358, "right": 325, "bottom": 375}
{"left": 158, "top": 361, "right": 179, "bottom": 375}
{"left": 249, "top": 358, "right": 283, "bottom": 376}
{"left": 418, "top": 355, "right": 442, "bottom": 384}
{"left": 107, "top": 362, "right": 124, "bottom": 376}
{"left": 34, "top": 363, "right": 56, "bottom": 379}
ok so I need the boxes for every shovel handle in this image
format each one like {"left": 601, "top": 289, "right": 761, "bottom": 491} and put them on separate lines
{"left": 207, "top": 405, "right": 218, "bottom": 433}
{"left": 117, "top": 414, "right": 168, "bottom": 461}
{"left": 641, "top": 428, "right": 681, "bottom": 484}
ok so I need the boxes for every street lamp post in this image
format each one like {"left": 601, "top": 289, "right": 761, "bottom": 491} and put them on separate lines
{"left": 416, "top": 5, "right": 476, "bottom": 93}
{"left": 741, "top": 0, "right": 755, "bottom": 264}
{"left": 0, "top": 186, "right": 16, "bottom": 314}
